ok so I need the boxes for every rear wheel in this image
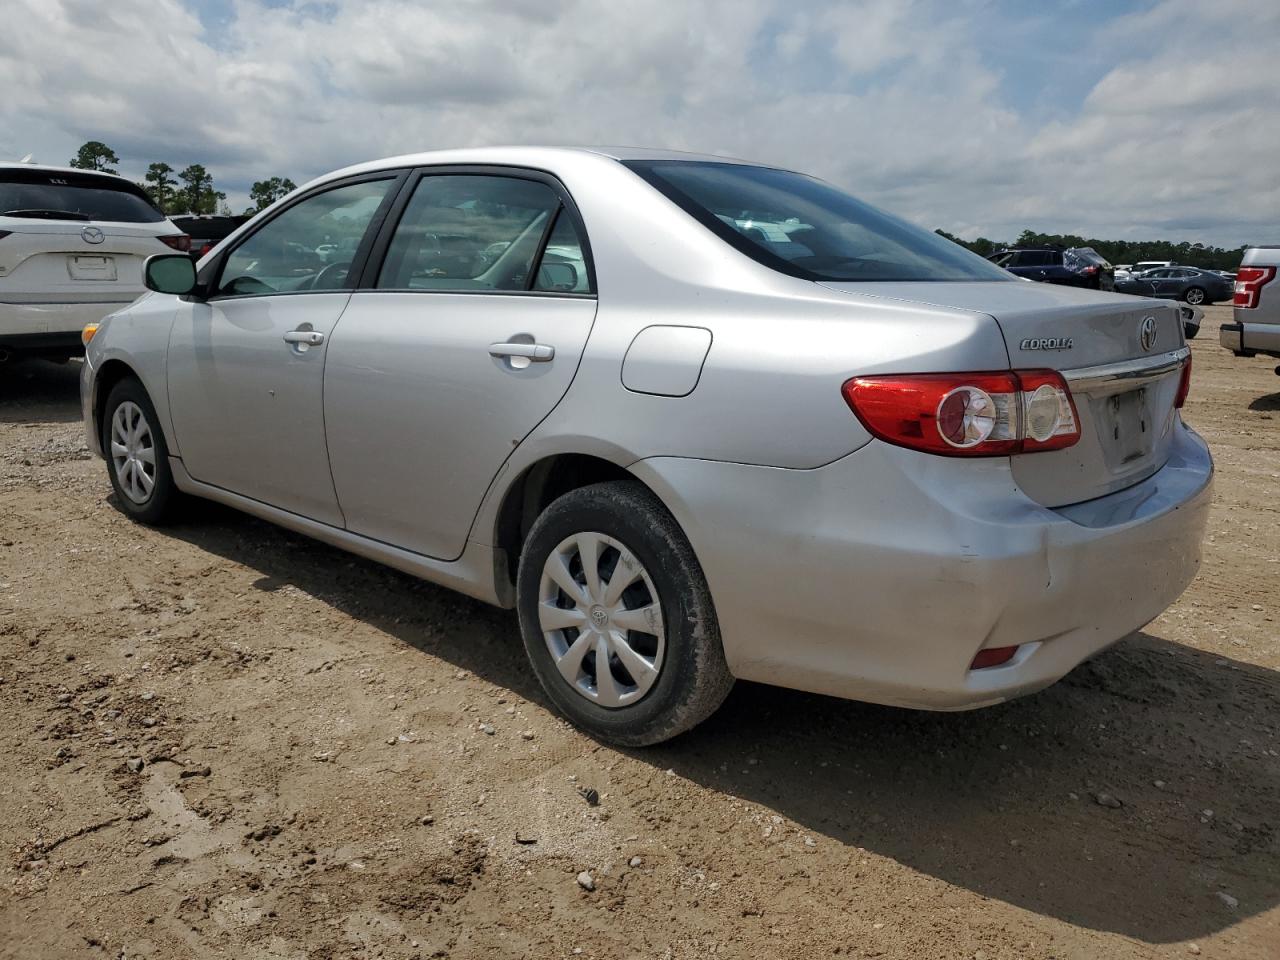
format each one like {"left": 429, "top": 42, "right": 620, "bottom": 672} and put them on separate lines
{"left": 1183, "top": 286, "right": 1206, "bottom": 305}
{"left": 516, "top": 481, "right": 733, "bottom": 746}
{"left": 102, "top": 378, "right": 181, "bottom": 525}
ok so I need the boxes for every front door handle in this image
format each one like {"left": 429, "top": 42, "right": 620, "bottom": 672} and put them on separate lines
{"left": 489, "top": 342, "right": 554, "bottom": 362}
{"left": 284, "top": 330, "right": 325, "bottom": 346}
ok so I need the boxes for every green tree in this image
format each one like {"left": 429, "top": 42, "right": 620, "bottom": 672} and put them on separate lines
{"left": 177, "top": 164, "right": 221, "bottom": 215}
{"left": 69, "top": 140, "right": 120, "bottom": 174}
{"left": 143, "top": 162, "right": 179, "bottom": 213}
{"left": 248, "top": 176, "right": 297, "bottom": 212}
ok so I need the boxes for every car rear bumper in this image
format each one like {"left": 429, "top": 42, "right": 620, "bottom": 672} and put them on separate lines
{"left": 632, "top": 422, "right": 1213, "bottom": 710}
{"left": 1221, "top": 320, "right": 1280, "bottom": 357}
{"left": 1, "top": 299, "right": 135, "bottom": 338}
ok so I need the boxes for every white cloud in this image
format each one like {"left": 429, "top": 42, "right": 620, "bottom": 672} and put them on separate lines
{"left": 0, "top": 0, "right": 1276, "bottom": 246}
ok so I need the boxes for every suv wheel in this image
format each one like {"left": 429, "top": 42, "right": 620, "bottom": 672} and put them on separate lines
{"left": 516, "top": 481, "right": 734, "bottom": 746}
{"left": 102, "top": 377, "right": 181, "bottom": 524}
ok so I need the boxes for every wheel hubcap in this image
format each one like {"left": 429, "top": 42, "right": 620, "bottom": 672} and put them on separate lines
{"left": 1187, "top": 289, "right": 1204, "bottom": 304}
{"left": 109, "top": 401, "right": 156, "bottom": 505}
{"left": 538, "top": 532, "right": 665, "bottom": 709}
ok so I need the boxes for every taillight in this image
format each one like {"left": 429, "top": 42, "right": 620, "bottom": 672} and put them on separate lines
{"left": 1234, "top": 266, "right": 1276, "bottom": 308}
{"left": 841, "top": 369, "right": 1080, "bottom": 457}
{"left": 1081, "top": 265, "right": 1098, "bottom": 276}
{"left": 198, "top": 241, "right": 215, "bottom": 258}
{"left": 1174, "top": 355, "right": 1192, "bottom": 409}
{"left": 159, "top": 234, "right": 192, "bottom": 253}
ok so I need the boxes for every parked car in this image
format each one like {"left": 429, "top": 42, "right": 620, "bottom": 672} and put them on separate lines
{"left": 0, "top": 163, "right": 188, "bottom": 362}
{"left": 1114, "top": 264, "right": 1134, "bottom": 282}
{"left": 1137, "top": 265, "right": 1234, "bottom": 305}
{"left": 170, "top": 214, "right": 251, "bottom": 260}
{"left": 80, "top": 147, "right": 1211, "bottom": 745}
{"left": 988, "top": 246, "right": 1115, "bottom": 290}
{"left": 1133, "top": 260, "right": 1173, "bottom": 274}
{"left": 1179, "top": 303, "right": 1204, "bottom": 340}
{"left": 1220, "top": 246, "right": 1280, "bottom": 370}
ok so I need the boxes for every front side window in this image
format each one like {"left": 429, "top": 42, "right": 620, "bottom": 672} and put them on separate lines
{"left": 624, "top": 160, "right": 1013, "bottom": 283}
{"left": 377, "top": 175, "right": 566, "bottom": 292}
{"left": 217, "top": 179, "right": 395, "bottom": 297}
{"left": 0, "top": 169, "right": 164, "bottom": 223}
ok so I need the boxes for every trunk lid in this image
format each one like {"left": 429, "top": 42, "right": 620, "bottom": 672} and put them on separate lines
{"left": 0, "top": 219, "right": 177, "bottom": 304}
{"left": 821, "top": 280, "right": 1188, "bottom": 507}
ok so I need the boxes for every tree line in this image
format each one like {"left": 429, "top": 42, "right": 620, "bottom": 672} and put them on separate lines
{"left": 69, "top": 140, "right": 295, "bottom": 218}
{"left": 935, "top": 228, "right": 1248, "bottom": 272}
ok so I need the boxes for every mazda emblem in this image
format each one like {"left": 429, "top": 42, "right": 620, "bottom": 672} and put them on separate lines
{"left": 81, "top": 226, "right": 105, "bottom": 244}
{"left": 1139, "top": 315, "right": 1157, "bottom": 352}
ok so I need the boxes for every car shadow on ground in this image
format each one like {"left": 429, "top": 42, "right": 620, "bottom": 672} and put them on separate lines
{"left": 151, "top": 500, "right": 1280, "bottom": 946}
{"left": 1247, "top": 391, "right": 1280, "bottom": 412}
{"left": 0, "top": 358, "right": 83, "bottom": 423}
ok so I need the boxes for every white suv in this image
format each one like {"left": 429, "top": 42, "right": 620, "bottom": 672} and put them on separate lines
{"left": 0, "top": 163, "right": 189, "bottom": 362}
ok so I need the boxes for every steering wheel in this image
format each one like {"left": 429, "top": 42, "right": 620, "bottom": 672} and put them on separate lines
{"left": 310, "top": 261, "right": 352, "bottom": 290}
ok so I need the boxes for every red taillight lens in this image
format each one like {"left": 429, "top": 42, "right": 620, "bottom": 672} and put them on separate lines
{"left": 159, "top": 234, "right": 192, "bottom": 253}
{"left": 971, "top": 645, "right": 1019, "bottom": 669}
{"left": 1081, "top": 265, "right": 1098, "bottom": 276}
{"left": 198, "top": 241, "right": 215, "bottom": 258}
{"left": 842, "top": 370, "right": 1080, "bottom": 457}
{"left": 1234, "top": 266, "right": 1276, "bottom": 308}
{"left": 1174, "top": 354, "right": 1192, "bottom": 409}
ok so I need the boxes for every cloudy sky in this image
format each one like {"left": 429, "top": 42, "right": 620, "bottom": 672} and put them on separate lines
{"left": 1, "top": 0, "right": 1277, "bottom": 246}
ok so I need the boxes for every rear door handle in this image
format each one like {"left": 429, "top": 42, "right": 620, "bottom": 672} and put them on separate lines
{"left": 283, "top": 330, "right": 325, "bottom": 346}
{"left": 489, "top": 342, "right": 554, "bottom": 362}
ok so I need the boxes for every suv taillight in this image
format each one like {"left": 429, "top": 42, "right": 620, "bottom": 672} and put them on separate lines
{"left": 842, "top": 370, "right": 1080, "bottom": 457}
{"left": 159, "top": 234, "right": 192, "bottom": 253}
{"left": 1234, "top": 266, "right": 1276, "bottom": 308}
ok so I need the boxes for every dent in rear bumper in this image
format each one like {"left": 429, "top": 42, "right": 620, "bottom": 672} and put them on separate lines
{"left": 631, "top": 424, "right": 1213, "bottom": 710}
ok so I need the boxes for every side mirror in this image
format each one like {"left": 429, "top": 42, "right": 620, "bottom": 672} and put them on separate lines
{"left": 144, "top": 254, "right": 198, "bottom": 296}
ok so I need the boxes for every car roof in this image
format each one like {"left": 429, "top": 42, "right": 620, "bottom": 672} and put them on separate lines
{"left": 0, "top": 161, "right": 137, "bottom": 184}
{"left": 311, "top": 145, "right": 774, "bottom": 189}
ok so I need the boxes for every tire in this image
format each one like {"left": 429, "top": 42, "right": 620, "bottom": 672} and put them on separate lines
{"left": 101, "top": 377, "right": 181, "bottom": 525}
{"left": 515, "top": 481, "right": 734, "bottom": 746}
{"left": 1183, "top": 286, "right": 1206, "bottom": 305}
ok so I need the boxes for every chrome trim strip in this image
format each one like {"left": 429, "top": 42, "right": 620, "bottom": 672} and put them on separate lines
{"left": 1064, "top": 346, "right": 1190, "bottom": 393}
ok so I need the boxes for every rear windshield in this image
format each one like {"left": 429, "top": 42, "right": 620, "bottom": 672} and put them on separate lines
{"left": 624, "top": 160, "right": 1012, "bottom": 283}
{"left": 0, "top": 169, "right": 165, "bottom": 223}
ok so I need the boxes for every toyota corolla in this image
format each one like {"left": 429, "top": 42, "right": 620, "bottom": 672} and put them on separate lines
{"left": 81, "top": 147, "right": 1212, "bottom": 745}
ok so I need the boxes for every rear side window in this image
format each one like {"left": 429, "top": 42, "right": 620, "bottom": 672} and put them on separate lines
{"left": 0, "top": 168, "right": 164, "bottom": 223}
{"left": 624, "top": 160, "right": 1012, "bottom": 283}
{"left": 378, "top": 175, "right": 570, "bottom": 292}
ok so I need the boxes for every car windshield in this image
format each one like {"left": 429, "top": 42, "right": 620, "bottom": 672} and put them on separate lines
{"left": 0, "top": 169, "right": 165, "bottom": 223}
{"left": 624, "top": 160, "right": 1012, "bottom": 282}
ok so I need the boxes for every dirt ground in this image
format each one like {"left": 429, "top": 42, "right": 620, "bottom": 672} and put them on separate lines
{"left": 1, "top": 303, "right": 1277, "bottom": 960}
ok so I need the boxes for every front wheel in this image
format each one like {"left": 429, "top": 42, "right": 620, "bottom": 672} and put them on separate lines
{"left": 102, "top": 377, "right": 181, "bottom": 524}
{"left": 1183, "top": 286, "right": 1206, "bottom": 305}
{"left": 516, "top": 481, "right": 734, "bottom": 746}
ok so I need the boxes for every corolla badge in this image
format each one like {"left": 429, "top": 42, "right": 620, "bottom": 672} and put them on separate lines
{"left": 1139, "top": 315, "right": 1157, "bottom": 352}
{"left": 81, "top": 226, "right": 105, "bottom": 244}
{"left": 1019, "top": 336, "right": 1073, "bottom": 351}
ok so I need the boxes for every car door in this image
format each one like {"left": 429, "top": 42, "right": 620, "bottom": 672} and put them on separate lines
{"left": 322, "top": 169, "right": 598, "bottom": 560}
{"left": 166, "top": 173, "right": 403, "bottom": 525}
{"left": 1146, "top": 268, "right": 1175, "bottom": 298}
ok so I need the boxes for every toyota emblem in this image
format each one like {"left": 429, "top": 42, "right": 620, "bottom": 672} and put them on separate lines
{"left": 1139, "top": 315, "right": 1157, "bottom": 352}
{"left": 81, "top": 226, "right": 105, "bottom": 244}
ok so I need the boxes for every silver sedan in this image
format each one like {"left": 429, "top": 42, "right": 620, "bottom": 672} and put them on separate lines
{"left": 81, "top": 147, "right": 1212, "bottom": 744}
